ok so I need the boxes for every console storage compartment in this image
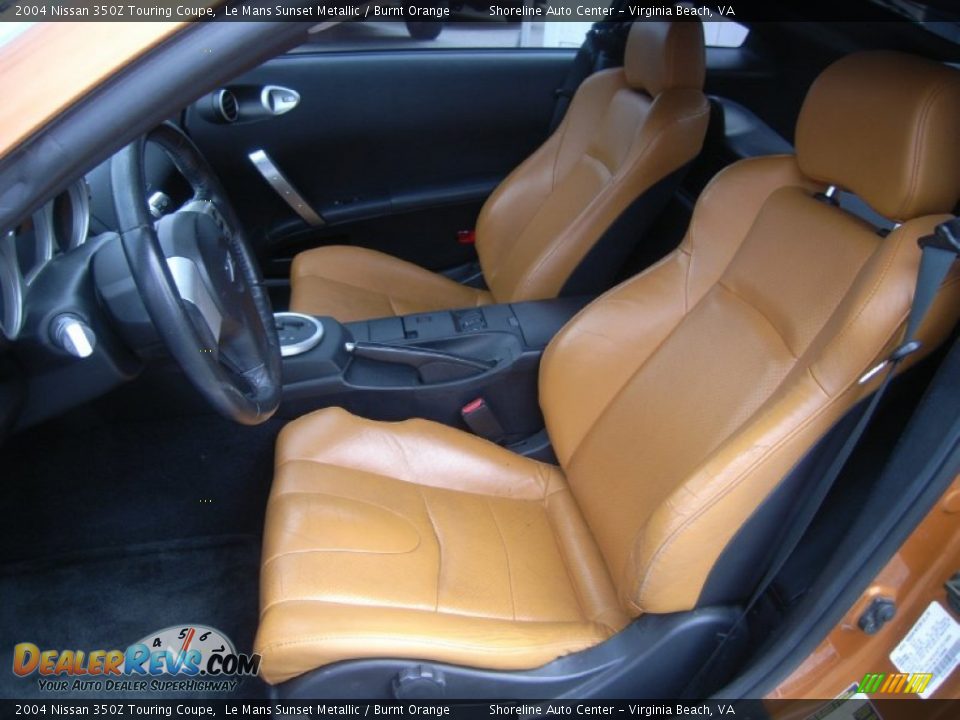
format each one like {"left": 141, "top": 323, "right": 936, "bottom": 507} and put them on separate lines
{"left": 278, "top": 297, "right": 589, "bottom": 443}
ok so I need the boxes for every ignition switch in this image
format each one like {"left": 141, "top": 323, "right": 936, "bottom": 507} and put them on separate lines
{"left": 50, "top": 314, "right": 96, "bottom": 359}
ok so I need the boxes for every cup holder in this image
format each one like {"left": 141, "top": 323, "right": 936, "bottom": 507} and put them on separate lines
{"left": 274, "top": 312, "right": 324, "bottom": 357}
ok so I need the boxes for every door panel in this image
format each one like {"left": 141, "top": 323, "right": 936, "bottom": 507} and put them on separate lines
{"left": 185, "top": 50, "right": 573, "bottom": 278}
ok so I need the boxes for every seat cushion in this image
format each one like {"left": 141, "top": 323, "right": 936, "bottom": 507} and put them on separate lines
{"left": 255, "top": 408, "right": 627, "bottom": 684}
{"left": 289, "top": 245, "right": 491, "bottom": 322}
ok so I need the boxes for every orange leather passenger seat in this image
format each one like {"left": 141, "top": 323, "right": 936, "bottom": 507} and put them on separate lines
{"left": 288, "top": 21, "right": 710, "bottom": 322}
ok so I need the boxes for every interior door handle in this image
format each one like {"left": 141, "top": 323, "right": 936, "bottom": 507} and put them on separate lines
{"left": 261, "top": 85, "right": 300, "bottom": 116}
{"left": 248, "top": 149, "right": 323, "bottom": 226}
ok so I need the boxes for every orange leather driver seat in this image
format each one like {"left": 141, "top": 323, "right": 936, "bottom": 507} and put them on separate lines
{"left": 255, "top": 51, "right": 960, "bottom": 686}
{"left": 287, "top": 21, "right": 710, "bottom": 322}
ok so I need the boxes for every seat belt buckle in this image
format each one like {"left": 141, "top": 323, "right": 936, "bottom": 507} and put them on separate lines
{"left": 859, "top": 340, "right": 923, "bottom": 385}
{"left": 457, "top": 230, "right": 476, "bottom": 245}
{"left": 918, "top": 218, "right": 960, "bottom": 254}
{"left": 461, "top": 397, "right": 505, "bottom": 443}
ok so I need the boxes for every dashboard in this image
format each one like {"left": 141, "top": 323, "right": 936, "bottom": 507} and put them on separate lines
{"left": 0, "top": 139, "right": 195, "bottom": 439}
{"left": 0, "top": 143, "right": 192, "bottom": 347}
{"left": 0, "top": 179, "right": 92, "bottom": 344}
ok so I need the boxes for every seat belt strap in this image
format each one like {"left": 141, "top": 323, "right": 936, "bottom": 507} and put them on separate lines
{"left": 683, "top": 216, "right": 960, "bottom": 697}
{"left": 906, "top": 219, "right": 960, "bottom": 339}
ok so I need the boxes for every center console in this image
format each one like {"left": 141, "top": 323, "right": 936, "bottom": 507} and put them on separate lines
{"left": 276, "top": 296, "right": 590, "bottom": 449}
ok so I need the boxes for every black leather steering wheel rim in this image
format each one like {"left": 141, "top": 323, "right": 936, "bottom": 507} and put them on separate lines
{"left": 111, "top": 123, "right": 282, "bottom": 425}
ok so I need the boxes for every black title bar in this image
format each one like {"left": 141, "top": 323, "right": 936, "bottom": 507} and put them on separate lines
{"left": 3, "top": 699, "right": 960, "bottom": 720}
{"left": 0, "top": 0, "right": 955, "bottom": 24}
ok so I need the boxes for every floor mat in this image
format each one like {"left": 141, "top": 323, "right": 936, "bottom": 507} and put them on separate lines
{"left": 0, "top": 407, "right": 283, "bottom": 563}
{"left": 0, "top": 535, "right": 267, "bottom": 700}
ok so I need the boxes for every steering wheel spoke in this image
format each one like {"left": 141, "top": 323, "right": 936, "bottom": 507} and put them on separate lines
{"left": 166, "top": 255, "right": 225, "bottom": 342}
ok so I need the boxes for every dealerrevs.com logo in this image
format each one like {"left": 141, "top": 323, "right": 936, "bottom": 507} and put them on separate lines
{"left": 12, "top": 625, "right": 260, "bottom": 693}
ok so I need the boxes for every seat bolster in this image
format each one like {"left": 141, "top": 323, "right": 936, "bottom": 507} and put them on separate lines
{"left": 540, "top": 156, "right": 818, "bottom": 467}
{"left": 276, "top": 407, "right": 566, "bottom": 501}
{"left": 809, "top": 215, "right": 960, "bottom": 395}
{"left": 289, "top": 245, "right": 490, "bottom": 321}
{"left": 256, "top": 602, "right": 612, "bottom": 685}
{"left": 545, "top": 488, "right": 628, "bottom": 631}
{"left": 476, "top": 70, "right": 626, "bottom": 296}
{"left": 540, "top": 250, "right": 691, "bottom": 467}
{"left": 623, "top": 372, "right": 844, "bottom": 614}
{"left": 503, "top": 88, "right": 710, "bottom": 303}
{"left": 621, "top": 217, "right": 960, "bottom": 614}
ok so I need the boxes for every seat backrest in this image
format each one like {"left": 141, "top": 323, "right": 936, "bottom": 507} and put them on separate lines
{"left": 540, "top": 51, "right": 960, "bottom": 615}
{"left": 475, "top": 21, "right": 709, "bottom": 304}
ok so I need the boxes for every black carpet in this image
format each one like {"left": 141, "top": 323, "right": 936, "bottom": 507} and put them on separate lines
{"left": 0, "top": 405, "right": 283, "bottom": 563}
{"left": 0, "top": 395, "right": 284, "bottom": 701}
{"left": 0, "top": 535, "right": 267, "bottom": 700}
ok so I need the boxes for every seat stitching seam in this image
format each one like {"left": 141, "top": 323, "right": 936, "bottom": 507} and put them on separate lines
{"left": 556, "top": 162, "right": 731, "bottom": 466}
{"left": 296, "top": 264, "right": 479, "bottom": 312}
{"left": 418, "top": 487, "right": 442, "bottom": 613}
{"left": 564, "top": 308, "right": 683, "bottom": 467}
{"left": 716, "top": 281, "right": 797, "bottom": 359}
{"left": 582, "top": 150, "right": 615, "bottom": 179}
{"left": 902, "top": 82, "right": 934, "bottom": 217}
{"left": 541, "top": 491, "right": 590, "bottom": 623}
{"left": 808, "top": 230, "right": 904, "bottom": 388}
{"left": 494, "top": 143, "right": 567, "bottom": 299}
{"left": 682, "top": 159, "right": 800, "bottom": 314}
{"left": 551, "top": 102, "right": 574, "bottom": 190}
{"left": 485, "top": 498, "right": 516, "bottom": 621}
{"left": 266, "top": 487, "right": 422, "bottom": 518}
{"left": 298, "top": 272, "right": 396, "bottom": 300}
{"left": 257, "top": 633, "right": 603, "bottom": 657}
{"left": 385, "top": 293, "right": 400, "bottom": 316}
{"left": 806, "top": 365, "right": 830, "bottom": 397}
{"left": 899, "top": 79, "right": 960, "bottom": 218}
{"left": 565, "top": 282, "right": 692, "bottom": 467}
{"left": 272, "top": 462, "right": 546, "bottom": 502}
{"left": 261, "top": 546, "right": 418, "bottom": 567}
{"left": 259, "top": 596, "right": 533, "bottom": 624}
{"left": 295, "top": 274, "right": 399, "bottom": 316}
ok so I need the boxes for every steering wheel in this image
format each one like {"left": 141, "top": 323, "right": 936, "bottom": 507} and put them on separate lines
{"left": 111, "top": 123, "right": 282, "bottom": 425}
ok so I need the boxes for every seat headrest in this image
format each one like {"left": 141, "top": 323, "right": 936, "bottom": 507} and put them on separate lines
{"left": 796, "top": 51, "right": 960, "bottom": 221}
{"left": 624, "top": 20, "right": 706, "bottom": 97}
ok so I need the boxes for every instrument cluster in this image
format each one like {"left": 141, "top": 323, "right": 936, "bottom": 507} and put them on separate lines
{"left": 0, "top": 179, "right": 91, "bottom": 342}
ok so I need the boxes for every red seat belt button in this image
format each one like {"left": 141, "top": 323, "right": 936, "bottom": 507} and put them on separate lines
{"left": 461, "top": 397, "right": 484, "bottom": 414}
{"left": 460, "top": 397, "right": 505, "bottom": 443}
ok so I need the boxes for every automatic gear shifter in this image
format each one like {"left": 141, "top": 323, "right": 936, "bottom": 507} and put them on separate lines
{"left": 274, "top": 312, "right": 324, "bottom": 357}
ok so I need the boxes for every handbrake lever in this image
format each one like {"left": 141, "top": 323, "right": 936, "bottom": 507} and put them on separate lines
{"left": 344, "top": 341, "right": 495, "bottom": 383}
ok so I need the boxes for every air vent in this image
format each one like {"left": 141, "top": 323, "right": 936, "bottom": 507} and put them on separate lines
{"left": 217, "top": 89, "right": 239, "bottom": 123}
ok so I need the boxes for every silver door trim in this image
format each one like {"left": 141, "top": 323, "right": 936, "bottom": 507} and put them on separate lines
{"left": 248, "top": 149, "right": 324, "bottom": 227}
